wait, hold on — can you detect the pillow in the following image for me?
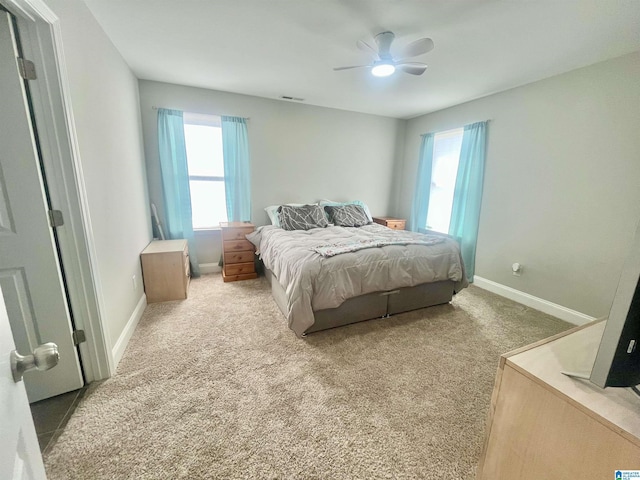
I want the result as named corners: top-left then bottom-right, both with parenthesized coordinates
top-left (318, 199), bottom-right (373, 223)
top-left (278, 204), bottom-right (329, 231)
top-left (265, 205), bottom-right (282, 226)
top-left (265, 203), bottom-right (314, 227)
top-left (324, 204), bottom-right (370, 227)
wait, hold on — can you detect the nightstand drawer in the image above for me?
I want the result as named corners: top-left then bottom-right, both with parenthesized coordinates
top-left (372, 217), bottom-right (406, 230)
top-left (386, 221), bottom-right (406, 230)
top-left (223, 262), bottom-right (255, 276)
top-left (224, 251), bottom-right (254, 265)
top-left (223, 239), bottom-right (253, 252)
top-left (222, 271), bottom-right (257, 282)
top-left (222, 226), bottom-right (254, 241)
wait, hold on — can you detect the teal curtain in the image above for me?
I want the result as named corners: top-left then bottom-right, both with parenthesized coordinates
top-left (157, 108), bottom-right (200, 277)
top-left (449, 121), bottom-right (487, 282)
top-left (409, 133), bottom-right (435, 232)
top-left (221, 116), bottom-right (251, 222)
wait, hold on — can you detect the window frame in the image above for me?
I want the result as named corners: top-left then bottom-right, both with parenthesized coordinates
top-left (183, 112), bottom-right (227, 230)
top-left (425, 127), bottom-right (464, 234)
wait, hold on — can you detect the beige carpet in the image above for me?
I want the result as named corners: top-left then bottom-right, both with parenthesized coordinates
top-left (44, 275), bottom-right (570, 479)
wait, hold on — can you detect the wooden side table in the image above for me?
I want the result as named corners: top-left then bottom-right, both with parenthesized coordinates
top-left (140, 239), bottom-right (190, 303)
top-left (220, 222), bottom-right (258, 282)
top-left (372, 216), bottom-right (406, 230)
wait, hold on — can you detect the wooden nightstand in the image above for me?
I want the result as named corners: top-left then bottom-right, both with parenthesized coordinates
top-left (220, 222), bottom-right (258, 282)
top-left (372, 217), bottom-right (406, 230)
top-left (140, 239), bottom-right (190, 303)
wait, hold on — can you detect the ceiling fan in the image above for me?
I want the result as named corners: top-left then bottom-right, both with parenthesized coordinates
top-left (334, 31), bottom-right (434, 77)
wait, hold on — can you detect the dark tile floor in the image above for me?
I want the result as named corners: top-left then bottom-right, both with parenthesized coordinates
top-left (30, 387), bottom-right (87, 454)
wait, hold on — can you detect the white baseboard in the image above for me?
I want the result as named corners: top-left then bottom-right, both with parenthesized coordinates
top-left (473, 276), bottom-right (596, 325)
top-left (111, 293), bottom-right (147, 369)
top-left (199, 263), bottom-right (222, 274)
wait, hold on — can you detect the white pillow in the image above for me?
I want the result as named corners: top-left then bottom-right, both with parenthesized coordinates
top-left (264, 205), bottom-right (281, 226)
top-left (264, 203), bottom-right (316, 227)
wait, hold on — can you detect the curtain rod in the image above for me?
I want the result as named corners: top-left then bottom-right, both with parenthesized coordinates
top-left (151, 106), bottom-right (249, 120)
top-left (419, 119), bottom-right (491, 137)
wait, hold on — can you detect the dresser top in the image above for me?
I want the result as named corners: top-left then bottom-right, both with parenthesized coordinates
top-left (141, 239), bottom-right (187, 254)
top-left (507, 320), bottom-right (640, 440)
top-left (219, 222), bottom-right (254, 229)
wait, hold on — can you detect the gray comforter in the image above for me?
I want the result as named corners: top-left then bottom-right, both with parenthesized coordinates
top-left (247, 224), bottom-right (467, 336)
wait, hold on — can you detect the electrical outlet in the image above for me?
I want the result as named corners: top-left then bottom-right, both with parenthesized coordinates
top-left (132, 275), bottom-right (137, 290)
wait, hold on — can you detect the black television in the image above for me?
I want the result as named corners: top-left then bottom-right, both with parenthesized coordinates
top-left (589, 219), bottom-right (640, 389)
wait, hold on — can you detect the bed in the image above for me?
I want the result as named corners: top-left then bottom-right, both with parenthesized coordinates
top-left (247, 202), bottom-right (468, 337)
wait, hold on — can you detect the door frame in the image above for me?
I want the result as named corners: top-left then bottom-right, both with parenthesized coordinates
top-left (3, 0), bottom-right (114, 381)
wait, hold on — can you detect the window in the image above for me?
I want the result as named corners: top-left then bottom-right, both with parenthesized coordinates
top-left (426, 128), bottom-right (464, 233)
top-left (183, 113), bottom-right (228, 229)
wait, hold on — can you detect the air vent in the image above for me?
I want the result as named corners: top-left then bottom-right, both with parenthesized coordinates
top-left (280, 96), bottom-right (305, 102)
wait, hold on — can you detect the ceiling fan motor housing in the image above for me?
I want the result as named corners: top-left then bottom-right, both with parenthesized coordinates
top-left (375, 31), bottom-right (395, 59)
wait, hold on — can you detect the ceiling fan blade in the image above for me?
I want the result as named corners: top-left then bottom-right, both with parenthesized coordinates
top-left (333, 65), bottom-right (371, 71)
top-left (400, 37), bottom-right (434, 58)
top-left (396, 62), bottom-right (428, 76)
top-left (356, 40), bottom-right (379, 60)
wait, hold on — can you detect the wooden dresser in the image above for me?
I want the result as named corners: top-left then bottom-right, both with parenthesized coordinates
top-left (220, 222), bottom-right (257, 282)
top-left (477, 320), bottom-right (640, 479)
top-left (140, 239), bottom-right (190, 303)
top-left (372, 216), bottom-right (406, 230)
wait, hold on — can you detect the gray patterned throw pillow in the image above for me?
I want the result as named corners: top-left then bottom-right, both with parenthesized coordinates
top-left (324, 204), bottom-right (370, 227)
top-left (278, 204), bottom-right (329, 231)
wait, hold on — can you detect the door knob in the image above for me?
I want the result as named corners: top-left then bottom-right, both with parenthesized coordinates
top-left (10, 342), bottom-right (59, 383)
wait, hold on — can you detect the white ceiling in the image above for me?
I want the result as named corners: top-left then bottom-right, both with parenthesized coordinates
top-left (83, 0), bottom-right (640, 119)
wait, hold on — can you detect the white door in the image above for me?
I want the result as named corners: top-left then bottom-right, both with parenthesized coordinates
top-left (0, 11), bottom-right (84, 402)
top-left (0, 288), bottom-right (47, 480)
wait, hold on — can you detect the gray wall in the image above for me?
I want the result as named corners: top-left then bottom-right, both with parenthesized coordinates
top-left (397, 52), bottom-right (640, 317)
top-left (48, 0), bottom-right (151, 350)
top-left (138, 80), bottom-right (404, 265)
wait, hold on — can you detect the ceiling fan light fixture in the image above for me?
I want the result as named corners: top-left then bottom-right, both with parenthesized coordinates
top-left (371, 63), bottom-right (395, 77)
top-left (335, 31), bottom-right (433, 77)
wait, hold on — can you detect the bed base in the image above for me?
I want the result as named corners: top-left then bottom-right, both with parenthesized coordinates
top-left (264, 268), bottom-right (455, 335)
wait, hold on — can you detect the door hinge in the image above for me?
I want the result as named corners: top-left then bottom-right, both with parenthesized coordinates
top-left (17, 57), bottom-right (36, 80)
top-left (72, 330), bottom-right (86, 346)
top-left (48, 209), bottom-right (64, 227)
